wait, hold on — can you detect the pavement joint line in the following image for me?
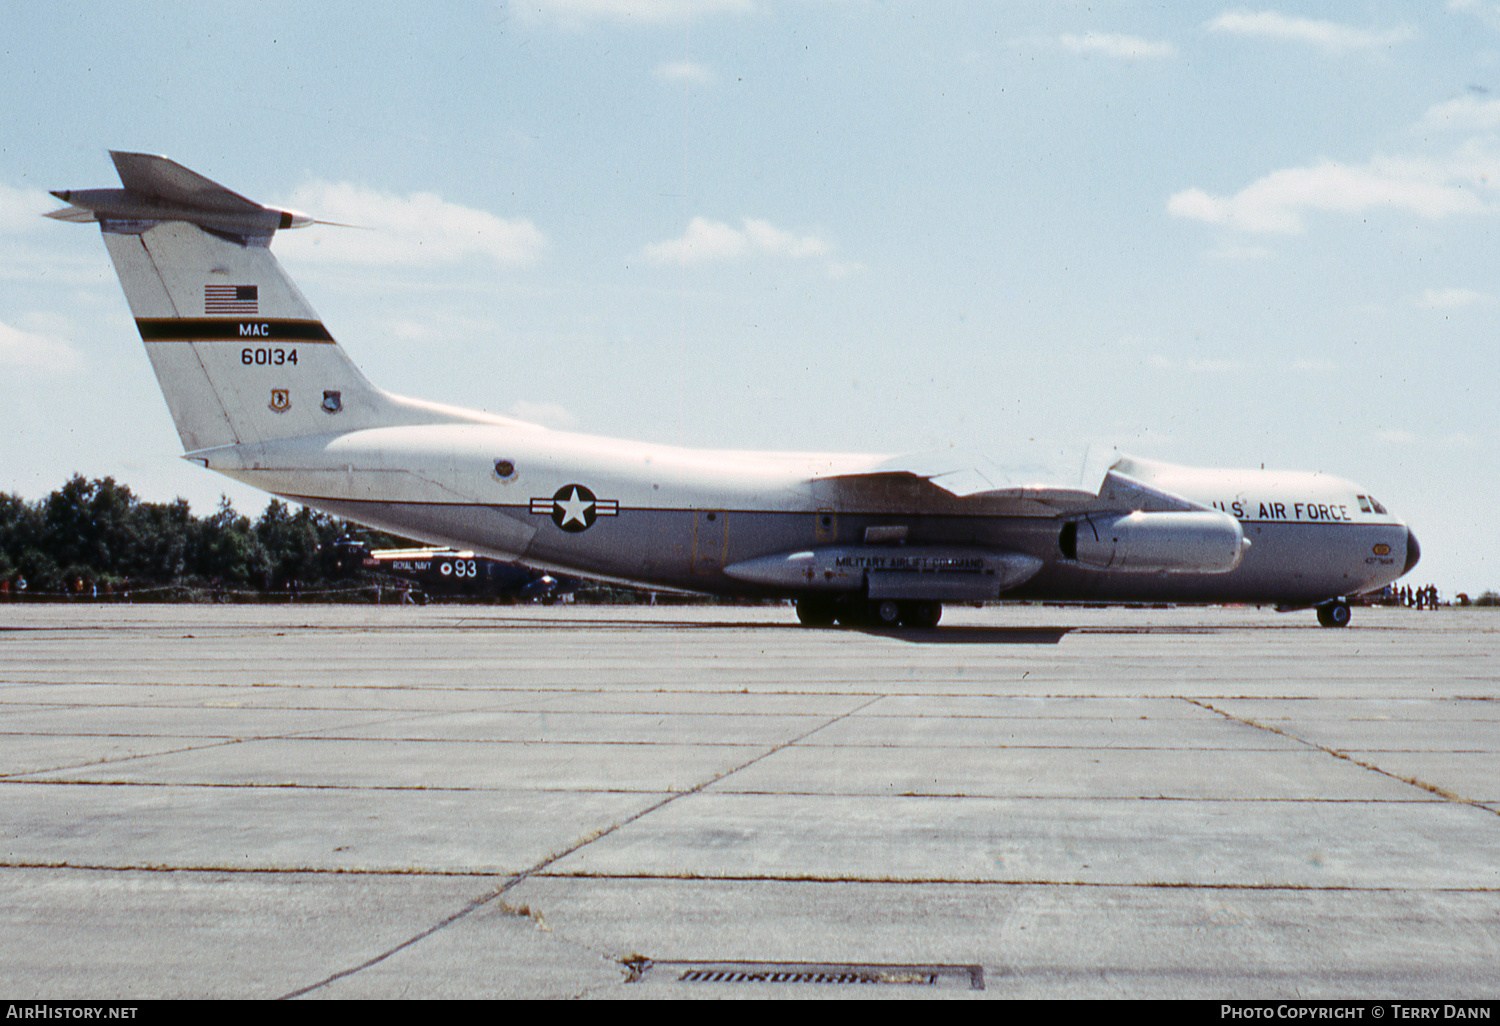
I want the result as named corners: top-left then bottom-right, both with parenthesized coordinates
top-left (274, 692), bottom-right (889, 1000)
top-left (4, 861), bottom-right (1498, 891)
top-left (0, 860), bottom-right (516, 877)
top-left (0, 779), bottom-right (734, 793)
top-left (11, 682), bottom-right (1486, 698)
top-left (526, 872), bottom-right (1500, 891)
top-left (0, 705), bottom-right (873, 716)
top-left (0, 706), bottom-right (445, 777)
top-left (0, 737), bottom-right (248, 780)
top-left (610, 792), bottom-right (1453, 803)
top-left (0, 779), bottom-right (1460, 801)
top-left (1, 734), bottom-right (790, 748)
top-left (2, 735), bottom-right (1356, 751)
top-left (1186, 698), bottom-right (1500, 819)
top-left (0, 705), bottom-right (470, 779)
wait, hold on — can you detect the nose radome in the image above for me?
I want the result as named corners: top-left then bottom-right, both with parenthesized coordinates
top-left (1403, 528), bottom-right (1421, 575)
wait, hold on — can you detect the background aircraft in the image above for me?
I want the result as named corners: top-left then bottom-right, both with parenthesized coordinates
top-left (332, 538), bottom-right (567, 603)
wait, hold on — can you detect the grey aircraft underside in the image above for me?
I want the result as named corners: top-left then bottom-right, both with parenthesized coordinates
top-left (49, 152), bottom-right (1420, 628)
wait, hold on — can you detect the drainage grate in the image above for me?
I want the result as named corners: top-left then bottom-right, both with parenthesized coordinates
top-left (634, 960), bottom-right (984, 990)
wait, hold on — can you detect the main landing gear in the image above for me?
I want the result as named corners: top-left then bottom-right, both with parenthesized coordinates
top-left (1316, 599), bottom-right (1352, 628)
top-left (795, 595), bottom-right (943, 629)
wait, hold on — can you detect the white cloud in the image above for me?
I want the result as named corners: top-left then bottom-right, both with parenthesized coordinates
top-left (508, 400), bottom-right (580, 430)
top-left (644, 216), bottom-right (832, 265)
top-left (529, 0), bottom-right (753, 26)
top-left (1186, 358), bottom-right (1243, 373)
top-left (274, 182), bottom-right (546, 268)
top-left (1440, 431), bottom-right (1481, 449)
top-left (1146, 354), bottom-right (1243, 373)
top-left (1447, 0), bottom-right (1500, 33)
top-left (0, 317), bottom-right (83, 373)
top-left (0, 183), bottom-right (57, 234)
top-left (654, 60), bottom-right (714, 85)
top-left (1168, 151), bottom-right (1495, 233)
top-left (1204, 242), bottom-right (1273, 261)
top-left (645, 217), bottom-right (747, 264)
top-left (742, 218), bottom-right (829, 259)
top-left (1059, 32), bottom-right (1177, 60)
top-left (1206, 10), bottom-right (1415, 52)
top-left (389, 319), bottom-right (439, 341)
top-left (1418, 287), bottom-right (1495, 308)
top-left (1418, 94), bottom-right (1500, 134)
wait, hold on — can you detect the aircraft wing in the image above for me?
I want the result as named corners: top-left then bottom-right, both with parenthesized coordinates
top-left (810, 447), bottom-right (1209, 514)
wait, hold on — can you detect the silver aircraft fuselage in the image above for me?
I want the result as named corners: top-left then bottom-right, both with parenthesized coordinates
top-left (197, 421), bottom-right (1417, 610)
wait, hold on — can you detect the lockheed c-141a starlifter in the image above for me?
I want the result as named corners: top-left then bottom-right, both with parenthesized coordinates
top-left (48, 152), bottom-right (1419, 628)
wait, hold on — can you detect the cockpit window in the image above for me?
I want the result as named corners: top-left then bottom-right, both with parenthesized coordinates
top-left (1356, 495), bottom-right (1372, 514)
top-left (1358, 495), bottom-right (1388, 515)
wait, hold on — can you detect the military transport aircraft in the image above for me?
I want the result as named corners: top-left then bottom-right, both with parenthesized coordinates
top-left (48, 152), bottom-right (1420, 628)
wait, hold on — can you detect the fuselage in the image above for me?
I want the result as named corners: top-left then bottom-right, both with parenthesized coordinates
top-left (196, 420), bottom-right (1416, 609)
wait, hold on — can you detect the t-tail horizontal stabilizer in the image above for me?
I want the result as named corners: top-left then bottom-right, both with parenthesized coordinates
top-left (47, 151), bottom-right (313, 238)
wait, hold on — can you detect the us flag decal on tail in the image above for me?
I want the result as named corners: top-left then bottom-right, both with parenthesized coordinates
top-left (205, 284), bottom-right (258, 315)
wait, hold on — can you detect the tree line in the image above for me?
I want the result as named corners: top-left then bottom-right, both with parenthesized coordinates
top-left (0, 475), bottom-right (399, 597)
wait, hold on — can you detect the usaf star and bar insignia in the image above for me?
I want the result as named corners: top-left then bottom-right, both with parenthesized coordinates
top-left (530, 484), bottom-right (619, 533)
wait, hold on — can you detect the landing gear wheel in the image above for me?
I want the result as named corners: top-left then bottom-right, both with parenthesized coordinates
top-left (795, 596), bottom-right (837, 627)
top-left (1316, 601), bottom-right (1352, 628)
top-left (871, 599), bottom-right (903, 627)
top-left (832, 596), bottom-right (868, 627)
top-left (899, 601), bottom-right (943, 629)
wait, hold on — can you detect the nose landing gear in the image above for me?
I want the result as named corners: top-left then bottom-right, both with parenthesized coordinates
top-left (1316, 599), bottom-right (1352, 628)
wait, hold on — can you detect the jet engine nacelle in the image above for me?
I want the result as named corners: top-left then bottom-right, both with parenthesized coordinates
top-left (1060, 510), bottom-right (1246, 574)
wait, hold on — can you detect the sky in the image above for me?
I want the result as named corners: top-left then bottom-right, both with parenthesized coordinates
top-left (1, 0), bottom-right (1497, 596)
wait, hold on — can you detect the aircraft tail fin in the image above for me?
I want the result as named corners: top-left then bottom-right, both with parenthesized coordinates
top-left (49, 152), bottom-right (461, 452)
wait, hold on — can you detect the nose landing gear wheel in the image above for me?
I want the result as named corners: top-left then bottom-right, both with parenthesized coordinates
top-left (832, 596), bottom-right (869, 626)
top-left (1316, 600), bottom-right (1352, 628)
